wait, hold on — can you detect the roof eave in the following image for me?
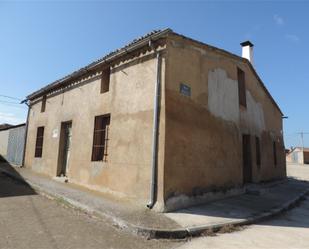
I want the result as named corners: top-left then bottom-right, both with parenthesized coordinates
top-left (26, 28), bottom-right (172, 101)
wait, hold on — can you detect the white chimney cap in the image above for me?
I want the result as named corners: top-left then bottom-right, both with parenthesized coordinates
top-left (240, 41), bottom-right (254, 65)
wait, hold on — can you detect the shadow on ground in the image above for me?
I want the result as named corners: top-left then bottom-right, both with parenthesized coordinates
top-left (0, 158), bottom-right (37, 198)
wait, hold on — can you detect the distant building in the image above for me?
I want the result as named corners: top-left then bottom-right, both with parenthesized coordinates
top-left (23, 29), bottom-right (286, 211)
top-left (0, 123), bottom-right (26, 166)
top-left (286, 147), bottom-right (309, 164)
top-left (0, 123), bottom-right (13, 130)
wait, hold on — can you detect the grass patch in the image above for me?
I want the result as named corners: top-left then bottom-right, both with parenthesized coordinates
top-left (201, 228), bottom-right (217, 237)
top-left (218, 224), bottom-right (244, 234)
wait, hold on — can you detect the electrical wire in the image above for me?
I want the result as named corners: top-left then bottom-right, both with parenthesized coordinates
top-left (0, 94), bottom-right (22, 101)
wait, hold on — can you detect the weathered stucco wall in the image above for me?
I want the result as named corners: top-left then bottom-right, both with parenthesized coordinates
top-left (25, 51), bottom-right (166, 205)
top-left (24, 33), bottom-right (285, 211)
top-left (163, 34), bottom-right (285, 208)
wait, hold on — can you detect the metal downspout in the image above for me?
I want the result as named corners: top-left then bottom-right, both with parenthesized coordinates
top-left (21, 102), bottom-right (30, 167)
top-left (147, 52), bottom-right (162, 209)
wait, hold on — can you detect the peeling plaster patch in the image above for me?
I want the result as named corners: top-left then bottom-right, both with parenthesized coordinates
top-left (187, 45), bottom-right (207, 56)
top-left (241, 91), bottom-right (265, 134)
top-left (90, 162), bottom-right (104, 176)
top-left (208, 68), bottom-right (239, 123)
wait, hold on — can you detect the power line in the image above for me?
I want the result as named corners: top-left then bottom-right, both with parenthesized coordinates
top-left (0, 100), bottom-right (21, 105)
top-left (0, 101), bottom-right (26, 109)
top-left (296, 132), bottom-right (309, 150)
top-left (0, 94), bottom-right (23, 101)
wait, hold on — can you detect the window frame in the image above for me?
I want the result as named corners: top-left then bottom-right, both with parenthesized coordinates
top-left (100, 68), bottom-right (110, 94)
top-left (255, 136), bottom-right (261, 168)
top-left (273, 141), bottom-right (277, 166)
top-left (41, 95), bottom-right (47, 113)
top-left (91, 114), bottom-right (110, 162)
top-left (237, 67), bottom-right (247, 108)
top-left (35, 126), bottom-right (44, 158)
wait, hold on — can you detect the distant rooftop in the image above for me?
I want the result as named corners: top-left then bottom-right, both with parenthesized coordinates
top-left (0, 123), bottom-right (25, 131)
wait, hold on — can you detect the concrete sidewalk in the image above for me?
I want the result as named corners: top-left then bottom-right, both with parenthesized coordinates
top-left (1, 162), bottom-right (308, 239)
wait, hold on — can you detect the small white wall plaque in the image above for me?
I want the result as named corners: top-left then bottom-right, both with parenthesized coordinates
top-left (52, 129), bottom-right (58, 138)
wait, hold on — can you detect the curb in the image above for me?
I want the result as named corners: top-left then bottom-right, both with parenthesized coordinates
top-left (1, 168), bottom-right (308, 239)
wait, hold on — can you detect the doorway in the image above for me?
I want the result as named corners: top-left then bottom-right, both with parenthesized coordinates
top-left (57, 121), bottom-right (72, 177)
top-left (242, 134), bottom-right (252, 184)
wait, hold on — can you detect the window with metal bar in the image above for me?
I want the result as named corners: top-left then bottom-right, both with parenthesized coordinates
top-left (35, 126), bottom-right (44, 158)
top-left (237, 68), bottom-right (246, 107)
top-left (100, 68), bottom-right (110, 94)
top-left (91, 115), bottom-right (110, 161)
top-left (273, 141), bottom-right (277, 166)
top-left (255, 136), bottom-right (261, 168)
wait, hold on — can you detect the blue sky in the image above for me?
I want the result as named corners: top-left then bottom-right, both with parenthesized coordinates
top-left (0, 0), bottom-right (308, 147)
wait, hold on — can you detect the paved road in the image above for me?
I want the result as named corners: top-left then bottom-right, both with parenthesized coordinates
top-left (2, 163), bottom-right (309, 249)
top-left (177, 163), bottom-right (309, 249)
top-left (0, 172), bottom-right (180, 249)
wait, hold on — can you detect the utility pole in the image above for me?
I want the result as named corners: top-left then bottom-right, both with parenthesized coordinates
top-left (297, 132), bottom-right (309, 164)
top-left (300, 132), bottom-right (304, 151)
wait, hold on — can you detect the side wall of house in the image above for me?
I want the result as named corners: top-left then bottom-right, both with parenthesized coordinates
top-left (24, 52), bottom-right (166, 204)
top-left (0, 129), bottom-right (9, 159)
top-left (7, 125), bottom-right (26, 166)
top-left (163, 35), bottom-right (286, 207)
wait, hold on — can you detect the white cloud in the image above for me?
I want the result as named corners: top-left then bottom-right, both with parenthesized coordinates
top-left (285, 34), bottom-right (300, 43)
top-left (274, 14), bottom-right (284, 25)
top-left (0, 112), bottom-right (25, 125)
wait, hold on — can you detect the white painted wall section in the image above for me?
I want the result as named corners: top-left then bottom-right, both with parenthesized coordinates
top-left (208, 68), bottom-right (239, 123)
top-left (241, 91), bottom-right (265, 134)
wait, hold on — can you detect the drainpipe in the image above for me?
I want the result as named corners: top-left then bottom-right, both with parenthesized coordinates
top-left (147, 50), bottom-right (162, 209)
top-left (21, 100), bottom-right (30, 167)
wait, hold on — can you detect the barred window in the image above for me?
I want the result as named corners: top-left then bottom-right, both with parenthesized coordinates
top-left (91, 115), bottom-right (110, 161)
top-left (273, 141), bottom-right (277, 166)
top-left (255, 136), bottom-right (261, 168)
top-left (35, 126), bottom-right (44, 158)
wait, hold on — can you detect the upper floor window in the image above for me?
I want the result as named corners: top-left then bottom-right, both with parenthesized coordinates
top-left (100, 68), bottom-right (110, 94)
top-left (237, 68), bottom-right (246, 108)
top-left (91, 114), bottom-right (110, 161)
top-left (41, 95), bottom-right (47, 112)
